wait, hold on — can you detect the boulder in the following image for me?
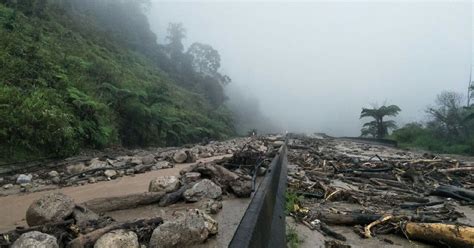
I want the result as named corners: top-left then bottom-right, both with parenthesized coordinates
top-left (152, 161), bottom-right (171, 170)
top-left (230, 179), bottom-right (252, 198)
top-left (26, 193), bottom-right (75, 226)
top-left (199, 152), bottom-right (212, 158)
top-left (48, 171), bottom-right (59, 178)
top-left (183, 179), bottom-right (222, 202)
top-left (66, 163), bottom-right (86, 175)
top-left (16, 174), bottom-right (32, 184)
top-left (3, 183), bottom-right (13, 189)
top-left (94, 229), bottom-right (139, 248)
top-left (88, 158), bottom-right (108, 170)
top-left (51, 177), bottom-right (61, 184)
top-left (148, 176), bottom-right (180, 193)
top-left (173, 151), bottom-right (188, 163)
top-left (141, 154), bottom-right (156, 165)
top-left (149, 209), bottom-right (217, 248)
top-left (130, 157), bottom-right (143, 165)
top-left (104, 170), bottom-right (117, 178)
top-left (12, 231), bottom-right (58, 248)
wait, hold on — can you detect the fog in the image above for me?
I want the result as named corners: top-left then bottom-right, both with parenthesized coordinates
top-left (148, 1), bottom-right (472, 136)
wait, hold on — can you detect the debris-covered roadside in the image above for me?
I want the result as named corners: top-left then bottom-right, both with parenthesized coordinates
top-left (0, 135), bottom-right (284, 247)
top-left (0, 138), bottom-right (255, 196)
top-left (286, 135), bottom-right (474, 248)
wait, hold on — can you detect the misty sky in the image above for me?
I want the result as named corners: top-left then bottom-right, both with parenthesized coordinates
top-left (148, 1), bottom-right (473, 136)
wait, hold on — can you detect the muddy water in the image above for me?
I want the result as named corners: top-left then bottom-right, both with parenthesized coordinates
top-left (0, 155), bottom-right (231, 232)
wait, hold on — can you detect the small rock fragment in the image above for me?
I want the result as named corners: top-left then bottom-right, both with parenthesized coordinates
top-left (66, 163), bottom-right (86, 175)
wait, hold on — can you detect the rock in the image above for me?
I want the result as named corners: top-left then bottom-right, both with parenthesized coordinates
top-left (141, 154), bottom-right (156, 165)
top-left (230, 179), bottom-right (252, 198)
top-left (185, 150), bottom-right (197, 163)
top-left (130, 157), bottom-right (143, 165)
top-left (173, 150), bottom-right (188, 163)
top-left (20, 183), bottom-right (33, 192)
top-left (149, 209), bottom-right (217, 248)
top-left (117, 170), bottom-right (125, 177)
top-left (257, 167), bottom-right (267, 176)
top-left (88, 177), bottom-right (97, 183)
top-left (3, 183), bottom-right (13, 189)
top-left (183, 172), bottom-right (201, 184)
top-left (16, 174), bottom-right (32, 184)
top-left (203, 199), bottom-right (223, 214)
top-left (26, 193), bottom-right (75, 226)
top-left (104, 170), bottom-right (117, 178)
top-left (51, 177), bottom-right (61, 184)
top-left (12, 231), bottom-right (58, 248)
top-left (66, 163), bottom-right (86, 175)
top-left (88, 158), bottom-right (108, 169)
top-left (149, 176), bottom-right (180, 193)
top-left (0, 177), bottom-right (4, 184)
top-left (152, 161), bottom-right (171, 170)
top-left (94, 229), bottom-right (139, 248)
top-left (273, 140), bottom-right (285, 147)
top-left (48, 171), bottom-right (59, 178)
top-left (199, 152), bottom-right (212, 158)
top-left (125, 169), bottom-right (135, 175)
top-left (183, 179), bottom-right (222, 202)
top-left (73, 206), bottom-right (99, 225)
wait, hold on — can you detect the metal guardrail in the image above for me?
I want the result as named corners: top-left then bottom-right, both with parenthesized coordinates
top-left (229, 141), bottom-right (288, 248)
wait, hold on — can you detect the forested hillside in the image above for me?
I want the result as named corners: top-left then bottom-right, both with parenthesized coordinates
top-left (0, 0), bottom-right (235, 161)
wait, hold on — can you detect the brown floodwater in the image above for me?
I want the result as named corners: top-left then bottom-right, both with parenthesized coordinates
top-left (0, 155), bottom-right (231, 232)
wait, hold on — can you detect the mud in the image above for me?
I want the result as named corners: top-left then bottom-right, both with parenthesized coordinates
top-left (0, 155), bottom-right (231, 232)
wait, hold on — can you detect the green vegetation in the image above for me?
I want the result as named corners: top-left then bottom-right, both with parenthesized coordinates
top-left (360, 104), bottom-right (401, 138)
top-left (0, 0), bottom-right (234, 161)
top-left (286, 224), bottom-right (302, 248)
top-left (285, 191), bottom-right (303, 214)
top-left (392, 91), bottom-right (474, 155)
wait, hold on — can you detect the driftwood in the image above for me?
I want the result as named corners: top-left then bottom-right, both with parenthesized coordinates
top-left (404, 222), bottom-right (474, 248)
top-left (430, 185), bottom-right (474, 202)
top-left (438, 167), bottom-right (474, 173)
top-left (82, 192), bottom-right (165, 213)
top-left (68, 217), bottom-right (163, 248)
top-left (319, 222), bottom-right (346, 241)
top-left (320, 212), bottom-right (382, 225)
top-left (158, 185), bottom-right (190, 207)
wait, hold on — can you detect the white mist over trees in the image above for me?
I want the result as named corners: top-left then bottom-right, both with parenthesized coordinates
top-left (148, 1), bottom-right (472, 136)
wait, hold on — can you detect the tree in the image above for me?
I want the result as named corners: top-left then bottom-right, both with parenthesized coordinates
top-left (360, 104), bottom-right (401, 139)
top-left (186, 42), bottom-right (231, 86)
top-left (165, 23), bottom-right (186, 60)
top-left (426, 91), bottom-right (465, 138)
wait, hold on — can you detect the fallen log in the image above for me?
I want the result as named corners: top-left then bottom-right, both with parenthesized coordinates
top-left (430, 185), bottom-right (474, 202)
top-left (404, 222), bottom-right (474, 248)
top-left (158, 185), bottom-right (190, 207)
top-left (400, 201), bottom-right (444, 209)
top-left (319, 222), bottom-right (346, 241)
top-left (320, 212), bottom-right (382, 225)
top-left (82, 192), bottom-right (165, 213)
top-left (438, 167), bottom-right (474, 173)
top-left (68, 217), bottom-right (163, 248)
